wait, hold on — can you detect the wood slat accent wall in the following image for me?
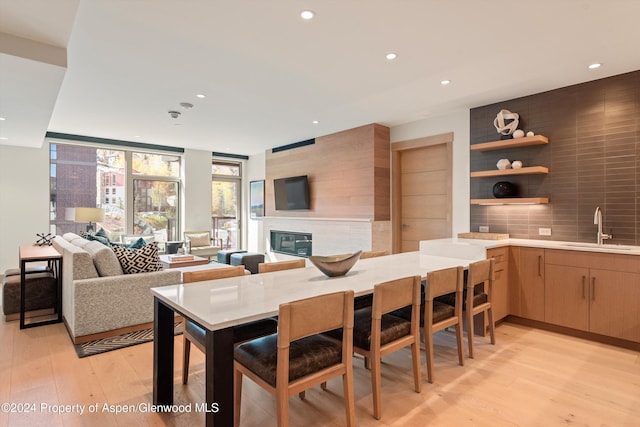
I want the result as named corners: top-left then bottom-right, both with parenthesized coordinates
top-left (265, 123), bottom-right (390, 220)
top-left (470, 70), bottom-right (640, 245)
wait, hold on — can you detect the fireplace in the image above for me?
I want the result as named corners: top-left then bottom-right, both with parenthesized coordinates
top-left (270, 230), bottom-right (312, 257)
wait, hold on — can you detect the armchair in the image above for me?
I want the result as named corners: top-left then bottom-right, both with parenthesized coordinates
top-left (183, 230), bottom-right (221, 261)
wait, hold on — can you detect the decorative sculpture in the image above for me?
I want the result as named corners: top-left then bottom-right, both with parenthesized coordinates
top-left (496, 158), bottom-right (512, 170)
top-left (493, 109), bottom-right (520, 135)
top-left (35, 232), bottom-right (54, 246)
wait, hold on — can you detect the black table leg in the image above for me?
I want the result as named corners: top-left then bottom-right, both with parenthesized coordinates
top-left (205, 327), bottom-right (234, 427)
top-left (19, 260), bottom-right (26, 329)
top-left (153, 297), bottom-right (175, 406)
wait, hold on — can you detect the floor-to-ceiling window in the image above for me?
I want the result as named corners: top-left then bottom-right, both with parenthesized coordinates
top-left (49, 140), bottom-right (181, 247)
top-left (212, 160), bottom-right (241, 249)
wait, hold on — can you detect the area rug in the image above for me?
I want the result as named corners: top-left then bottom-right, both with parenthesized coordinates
top-left (74, 322), bottom-right (183, 358)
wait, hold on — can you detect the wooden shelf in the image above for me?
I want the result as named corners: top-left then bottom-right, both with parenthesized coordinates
top-left (471, 197), bottom-right (549, 205)
top-left (470, 166), bottom-right (549, 178)
top-left (470, 135), bottom-right (549, 151)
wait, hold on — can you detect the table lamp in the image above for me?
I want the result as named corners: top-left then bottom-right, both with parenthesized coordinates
top-left (74, 207), bottom-right (105, 232)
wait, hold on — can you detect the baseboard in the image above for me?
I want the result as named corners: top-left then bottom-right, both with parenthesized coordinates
top-left (505, 315), bottom-right (640, 352)
top-left (4, 308), bottom-right (55, 322)
top-left (69, 314), bottom-right (185, 344)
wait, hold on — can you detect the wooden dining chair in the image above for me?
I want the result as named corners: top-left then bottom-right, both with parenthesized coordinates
top-left (351, 275), bottom-right (422, 419)
top-left (360, 249), bottom-right (389, 259)
top-left (258, 258), bottom-right (306, 273)
top-left (181, 265), bottom-right (277, 384)
top-left (423, 266), bottom-right (465, 383)
top-left (234, 290), bottom-right (355, 427)
top-left (466, 259), bottom-right (496, 358)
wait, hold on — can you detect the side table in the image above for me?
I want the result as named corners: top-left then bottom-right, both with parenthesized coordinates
top-left (19, 245), bottom-right (62, 329)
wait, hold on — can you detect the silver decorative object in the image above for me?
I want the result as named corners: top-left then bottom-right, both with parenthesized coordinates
top-left (309, 250), bottom-right (362, 277)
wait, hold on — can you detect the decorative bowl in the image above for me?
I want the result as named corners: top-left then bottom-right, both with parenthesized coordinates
top-left (493, 181), bottom-right (517, 198)
top-left (309, 250), bottom-right (362, 277)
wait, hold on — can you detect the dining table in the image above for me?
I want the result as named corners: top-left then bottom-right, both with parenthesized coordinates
top-left (151, 251), bottom-right (482, 427)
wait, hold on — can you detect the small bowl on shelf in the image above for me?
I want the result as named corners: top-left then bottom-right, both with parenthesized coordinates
top-left (309, 250), bottom-right (362, 277)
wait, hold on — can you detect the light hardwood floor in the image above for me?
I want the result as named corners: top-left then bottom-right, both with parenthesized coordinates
top-left (1, 318), bottom-right (639, 426)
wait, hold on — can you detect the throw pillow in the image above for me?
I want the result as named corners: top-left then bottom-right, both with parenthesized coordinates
top-left (187, 233), bottom-right (210, 247)
top-left (112, 241), bottom-right (162, 274)
top-left (111, 237), bottom-right (147, 249)
top-left (80, 228), bottom-right (112, 247)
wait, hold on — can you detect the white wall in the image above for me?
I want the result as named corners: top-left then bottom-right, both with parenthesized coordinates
top-left (181, 148), bottom-right (214, 233)
top-left (390, 110), bottom-right (470, 236)
top-left (245, 152), bottom-right (266, 253)
top-left (0, 143), bottom-right (51, 272)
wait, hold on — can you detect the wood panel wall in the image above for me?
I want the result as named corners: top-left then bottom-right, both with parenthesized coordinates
top-left (470, 70), bottom-right (640, 245)
top-left (265, 123), bottom-right (390, 220)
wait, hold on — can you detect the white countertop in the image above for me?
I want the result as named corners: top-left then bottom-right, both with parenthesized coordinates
top-left (420, 237), bottom-right (640, 257)
top-left (151, 251), bottom-right (481, 331)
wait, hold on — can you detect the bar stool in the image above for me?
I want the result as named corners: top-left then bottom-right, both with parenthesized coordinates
top-left (466, 259), bottom-right (496, 358)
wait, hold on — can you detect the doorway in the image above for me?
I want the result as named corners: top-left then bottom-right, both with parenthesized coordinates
top-left (392, 132), bottom-right (453, 252)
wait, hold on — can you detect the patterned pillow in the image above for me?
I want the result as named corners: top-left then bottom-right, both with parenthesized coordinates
top-left (112, 241), bottom-right (162, 274)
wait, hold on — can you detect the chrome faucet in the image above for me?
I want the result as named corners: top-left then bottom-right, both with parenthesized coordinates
top-left (593, 206), bottom-right (612, 245)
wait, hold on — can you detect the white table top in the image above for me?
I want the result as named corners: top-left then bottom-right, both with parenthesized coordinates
top-left (151, 251), bottom-right (480, 331)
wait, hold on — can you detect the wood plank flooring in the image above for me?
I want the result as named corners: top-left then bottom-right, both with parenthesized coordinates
top-left (0, 318), bottom-right (638, 426)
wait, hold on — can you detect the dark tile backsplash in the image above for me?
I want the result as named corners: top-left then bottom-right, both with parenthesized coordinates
top-left (470, 70), bottom-right (640, 245)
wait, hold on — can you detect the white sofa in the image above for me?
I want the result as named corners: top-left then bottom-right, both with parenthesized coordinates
top-left (52, 233), bottom-right (181, 344)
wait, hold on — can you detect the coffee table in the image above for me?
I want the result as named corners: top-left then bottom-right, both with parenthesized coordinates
top-left (159, 254), bottom-right (209, 269)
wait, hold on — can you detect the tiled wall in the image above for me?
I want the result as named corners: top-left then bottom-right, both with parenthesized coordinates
top-left (470, 70), bottom-right (640, 245)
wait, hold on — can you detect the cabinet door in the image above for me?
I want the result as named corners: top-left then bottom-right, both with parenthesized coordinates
top-left (518, 247), bottom-right (545, 321)
top-left (487, 247), bottom-right (509, 321)
top-left (545, 264), bottom-right (589, 331)
top-left (589, 269), bottom-right (640, 342)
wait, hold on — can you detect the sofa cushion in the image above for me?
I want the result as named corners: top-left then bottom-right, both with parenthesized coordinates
top-left (63, 232), bottom-right (82, 242)
top-left (112, 241), bottom-right (162, 274)
top-left (84, 241), bottom-right (124, 277)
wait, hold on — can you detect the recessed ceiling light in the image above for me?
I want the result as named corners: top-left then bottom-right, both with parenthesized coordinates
top-left (312, 120), bottom-right (319, 124)
top-left (196, 93), bottom-right (206, 98)
top-left (0, 137), bottom-right (8, 140)
top-left (134, 135), bottom-right (141, 138)
top-left (588, 63), bottom-right (602, 69)
top-left (440, 79), bottom-right (451, 85)
top-left (0, 117), bottom-right (5, 121)
top-left (385, 52), bottom-right (398, 61)
top-left (300, 10), bottom-right (315, 20)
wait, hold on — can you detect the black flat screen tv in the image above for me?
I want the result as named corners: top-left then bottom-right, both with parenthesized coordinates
top-left (274, 175), bottom-right (310, 210)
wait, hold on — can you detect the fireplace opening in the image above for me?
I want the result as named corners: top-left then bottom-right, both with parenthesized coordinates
top-left (270, 230), bottom-right (312, 257)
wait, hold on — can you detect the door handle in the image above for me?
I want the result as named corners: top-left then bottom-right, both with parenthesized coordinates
top-left (537, 255), bottom-right (542, 277)
top-left (591, 277), bottom-right (596, 301)
top-left (581, 276), bottom-right (586, 299)
top-left (402, 224), bottom-right (408, 230)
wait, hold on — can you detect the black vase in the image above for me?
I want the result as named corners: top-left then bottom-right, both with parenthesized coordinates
top-left (493, 181), bottom-right (517, 198)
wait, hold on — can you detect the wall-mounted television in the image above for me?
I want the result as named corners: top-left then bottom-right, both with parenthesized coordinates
top-left (274, 175), bottom-right (310, 210)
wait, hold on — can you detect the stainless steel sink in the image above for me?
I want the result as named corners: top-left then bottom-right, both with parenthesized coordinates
top-left (561, 242), bottom-right (634, 251)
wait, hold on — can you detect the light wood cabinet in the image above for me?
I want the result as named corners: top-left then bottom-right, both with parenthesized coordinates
top-left (589, 269), bottom-right (640, 342)
top-left (545, 264), bottom-right (589, 330)
top-left (512, 247), bottom-right (545, 321)
top-left (486, 247), bottom-right (509, 321)
top-left (545, 249), bottom-right (640, 343)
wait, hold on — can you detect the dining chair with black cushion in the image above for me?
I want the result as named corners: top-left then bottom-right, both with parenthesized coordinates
top-left (422, 266), bottom-right (465, 384)
top-left (466, 258), bottom-right (496, 358)
top-left (258, 258), bottom-right (306, 273)
top-left (350, 275), bottom-right (422, 420)
top-left (234, 290), bottom-right (355, 427)
top-left (181, 265), bottom-right (278, 385)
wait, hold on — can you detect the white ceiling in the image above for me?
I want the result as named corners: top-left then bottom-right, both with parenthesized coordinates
top-left (1, 0), bottom-right (639, 155)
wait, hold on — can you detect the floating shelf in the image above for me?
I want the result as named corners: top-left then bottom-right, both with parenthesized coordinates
top-left (471, 197), bottom-right (549, 205)
top-left (470, 166), bottom-right (549, 178)
top-left (470, 135), bottom-right (549, 151)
